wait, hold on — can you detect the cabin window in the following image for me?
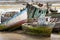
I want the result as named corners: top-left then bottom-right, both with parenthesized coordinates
top-left (46, 18), bottom-right (48, 21)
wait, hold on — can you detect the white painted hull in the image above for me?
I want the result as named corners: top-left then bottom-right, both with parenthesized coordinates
top-left (4, 8), bottom-right (27, 27)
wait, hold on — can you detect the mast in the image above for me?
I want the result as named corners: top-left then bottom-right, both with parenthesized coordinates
top-left (46, 2), bottom-right (52, 14)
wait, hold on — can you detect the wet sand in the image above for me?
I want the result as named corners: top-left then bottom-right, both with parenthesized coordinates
top-left (0, 32), bottom-right (50, 40)
top-left (51, 34), bottom-right (60, 40)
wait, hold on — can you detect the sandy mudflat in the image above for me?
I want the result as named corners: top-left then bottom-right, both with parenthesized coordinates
top-left (0, 32), bottom-right (50, 40)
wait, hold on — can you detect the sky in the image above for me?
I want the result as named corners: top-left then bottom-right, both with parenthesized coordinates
top-left (0, 0), bottom-right (60, 1)
top-left (0, 0), bottom-right (14, 1)
top-left (0, 0), bottom-right (60, 3)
